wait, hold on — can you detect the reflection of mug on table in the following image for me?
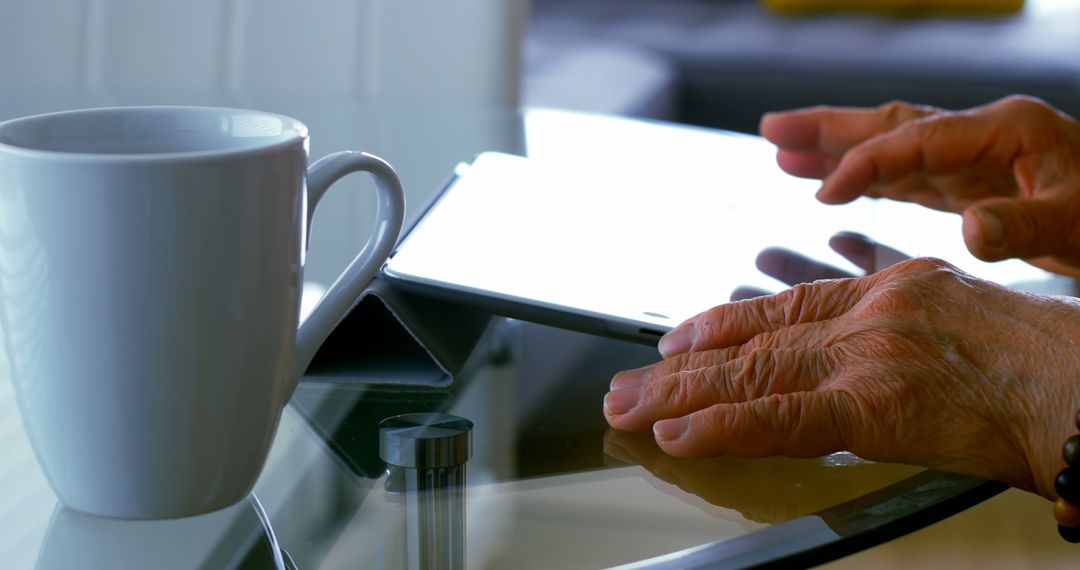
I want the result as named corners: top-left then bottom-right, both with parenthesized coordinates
top-left (0, 106), bottom-right (405, 519)
top-left (37, 496), bottom-right (288, 570)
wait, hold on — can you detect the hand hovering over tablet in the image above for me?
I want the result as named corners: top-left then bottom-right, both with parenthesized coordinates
top-left (759, 95), bottom-right (1080, 278)
top-left (604, 257), bottom-right (1080, 500)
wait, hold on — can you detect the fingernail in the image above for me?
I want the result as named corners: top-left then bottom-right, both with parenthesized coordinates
top-left (604, 389), bottom-right (640, 415)
top-left (654, 416), bottom-right (690, 442)
top-left (974, 208), bottom-right (1004, 247)
top-left (658, 325), bottom-right (694, 358)
top-left (609, 370), bottom-right (641, 391)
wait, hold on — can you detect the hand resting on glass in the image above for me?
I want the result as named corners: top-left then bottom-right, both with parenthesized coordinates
top-left (604, 257), bottom-right (1080, 500)
top-left (760, 96), bottom-right (1080, 278)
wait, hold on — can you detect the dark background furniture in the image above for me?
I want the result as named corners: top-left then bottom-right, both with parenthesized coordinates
top-left (525, 0), bottom-right (1080, 132)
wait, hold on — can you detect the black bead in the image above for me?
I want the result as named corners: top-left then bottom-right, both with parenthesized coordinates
top-left (1066, 435), bottom-right (1080, 466)
top-left (1075, 409), bottom-right (1080, 432)
top-left (1060, 524), bottom-right (1080, 543)
top-left (1056, 467), bottom-right (1080, 504)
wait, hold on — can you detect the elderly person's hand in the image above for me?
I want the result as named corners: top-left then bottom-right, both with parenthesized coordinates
top-left (760, 96), bottom-right (1080, 278)
top-left (603, 257), bottom-right (1080, 499)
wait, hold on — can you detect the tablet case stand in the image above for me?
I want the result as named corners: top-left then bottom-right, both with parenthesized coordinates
top-left (302, 275), bottom-right (493, 387)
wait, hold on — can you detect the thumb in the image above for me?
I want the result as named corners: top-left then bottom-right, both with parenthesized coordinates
top-left (962, 195), bottom-right (1078, 261)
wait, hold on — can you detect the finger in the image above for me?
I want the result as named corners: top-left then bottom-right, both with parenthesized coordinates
top-left (760, 102), bottom-right (936, 154)
top-left (613, 345), bottom-right (747, 395)
top-left (828, 232), bottom-right (910, 273)
top-left (606, 348), bottom-right (833, 433)
top-left (755, 247), bottom-right (855, 285)
top-left (654, 390), bottom-right (855, 458)
top-left (817, 112), bottom-right (1004, 205)
top-left (731, 286), bottom-right (773, 301)
top-left (611, 346), bottom-right (745, 391)
top-left (658, 273), bottom-right (884, 356)
top-left (962, 191), bottom-right (1080, 262)
top-left (775, 149), bottom-right (838, 180)
top-left (621, 320), bottom-right (831, 391)
top-left (864, 173), bottom-right (950, 211)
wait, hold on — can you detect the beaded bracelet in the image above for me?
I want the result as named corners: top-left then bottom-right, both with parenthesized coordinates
top-left (1055, 409), bottom-right (1080, 542)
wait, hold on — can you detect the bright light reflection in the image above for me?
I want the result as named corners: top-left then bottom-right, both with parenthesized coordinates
top-left (300, 281), bottom-right (327, 324)
top-left (229, 114), bottom-right (286, 138)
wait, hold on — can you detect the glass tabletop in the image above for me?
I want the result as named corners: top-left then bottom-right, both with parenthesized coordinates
top-left (268, 319), bottom-right (1004, 570)
top-left (0, 91), bottom-right (1067, 569)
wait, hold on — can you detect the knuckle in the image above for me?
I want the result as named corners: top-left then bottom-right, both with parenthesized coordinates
top-left (996, 95), bottom-right (1053, 121)
top-left (743, 331), bottom-right (782, 353)
top-left (693, 307), bottom-right (725, 345)
top-left (1004, 202), bottom-right (1059, 253)
top-left (907, 113), bottom-right (962, 140)
top-left (896, 256), bottom-right (953, 274)
top-left (748, 348), bottom-right (777, 384)
top-left (647, 374), bottom-right (692, 409)
top-left (656, 351), bottom-right (691, 376)
top-left (859, 281), bottom-right (916, 316)
top-left (779, 282), bottom-right (812, 324)
top-left (878, 100), bottom-right (938, 126)
top-left (879, 100), bottom-right (913, 124)
top-left (863, 269), bottom-right (959, 318)
top-left (697, 406), bottom-right (734, 441)
top-left (734, 350), bottom-right (773, 399)
top-left (999, 94), bottom-right (1042, 110)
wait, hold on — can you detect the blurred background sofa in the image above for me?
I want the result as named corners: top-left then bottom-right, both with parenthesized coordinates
top-left (524, 0), bottom-right (1080, 133)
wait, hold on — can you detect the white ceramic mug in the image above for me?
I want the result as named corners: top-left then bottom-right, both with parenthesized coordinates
top-left (0, 106), bottom-right (405, 519)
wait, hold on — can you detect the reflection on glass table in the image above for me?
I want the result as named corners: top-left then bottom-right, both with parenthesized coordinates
top-left (602, 431), bottom-right (920, 526)
top-left (261, 320), bottom-right (1005, 569)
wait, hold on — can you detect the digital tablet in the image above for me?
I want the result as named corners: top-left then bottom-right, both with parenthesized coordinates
top-left (382, 138), bottom-right (1045, 345)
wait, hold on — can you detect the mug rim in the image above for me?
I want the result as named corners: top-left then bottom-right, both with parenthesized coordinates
top-left (0, 105), bottom-right (309, 163)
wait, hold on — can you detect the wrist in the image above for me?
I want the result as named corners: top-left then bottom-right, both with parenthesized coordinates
top-left (1021, 296), bottom-right (1080, 500)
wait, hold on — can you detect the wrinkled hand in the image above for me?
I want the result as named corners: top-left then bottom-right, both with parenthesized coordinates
top-left (760, 96), bottom-right (1080, 278)
top-left (604, 257), bottom-right (1080, 499)
top-left (731, 231), bottom-right (909, 301)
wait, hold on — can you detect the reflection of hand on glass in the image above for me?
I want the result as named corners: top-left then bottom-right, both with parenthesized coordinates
top-left (605, 257), bottom-right (1080, 501)
top-left (760, 96), bottom-right (1080, 278)
top-left (731, 231), bottom-right (909, 302)
top-left (603, 430), bottom-right (918, 524)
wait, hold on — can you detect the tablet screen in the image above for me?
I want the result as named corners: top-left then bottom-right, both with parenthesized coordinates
top-left (385, 137), bottom-right (1047, 335)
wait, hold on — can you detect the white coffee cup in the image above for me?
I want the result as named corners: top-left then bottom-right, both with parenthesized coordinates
top-left (0, 106), bottom-right (405, 519)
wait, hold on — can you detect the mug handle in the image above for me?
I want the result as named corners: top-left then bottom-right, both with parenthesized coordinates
top-left (287, 151), bottom-right (406, 397)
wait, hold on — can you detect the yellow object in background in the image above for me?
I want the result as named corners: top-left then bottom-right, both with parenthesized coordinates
top-left (764, 0), bottom-right (1024, 16)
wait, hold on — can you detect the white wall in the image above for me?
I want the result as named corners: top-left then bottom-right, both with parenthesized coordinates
top-left (0, 0), bottom-right (525, 105)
